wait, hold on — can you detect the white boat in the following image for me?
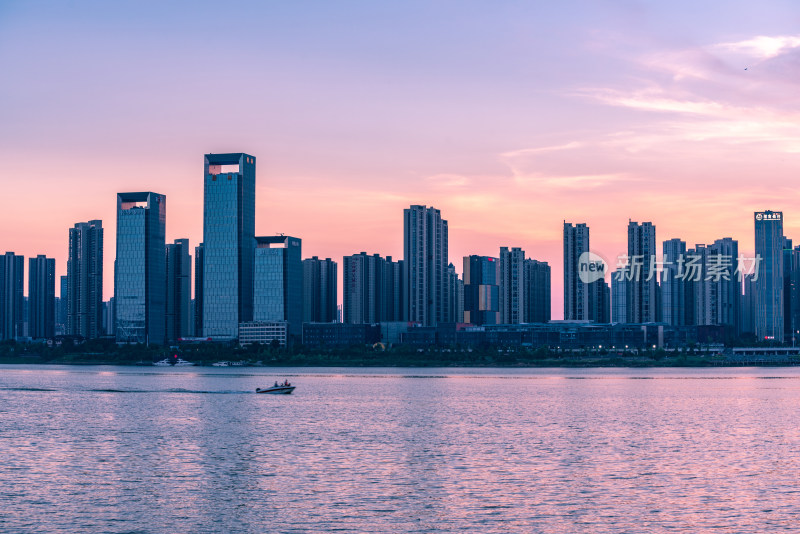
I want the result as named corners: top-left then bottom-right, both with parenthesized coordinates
top-left (153, 357), bottom-right (195, 367)
top-left (212, 361), bottom-right (231, 367)
top-left (256, 383), bottom-right (295, 394)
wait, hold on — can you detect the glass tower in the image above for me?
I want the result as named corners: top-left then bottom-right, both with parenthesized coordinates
top-left (202, 153), bottom-right (256, 338)
top-left (253, 236), bottom-right (302, 341)
top-left (754, 210), bottom-right (784, 342)
top-left (115, 192), bottom-right (166, 345)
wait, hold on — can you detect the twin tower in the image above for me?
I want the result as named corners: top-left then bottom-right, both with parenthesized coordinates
top-left (115, 153), bottom-right (258, 344)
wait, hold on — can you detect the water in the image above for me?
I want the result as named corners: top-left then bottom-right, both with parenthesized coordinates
top-left (2, 365), bottom-right (800, 533)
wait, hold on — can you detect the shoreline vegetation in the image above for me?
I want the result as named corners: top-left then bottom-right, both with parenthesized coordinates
top-left (1, 339), bottom-right (798, 368)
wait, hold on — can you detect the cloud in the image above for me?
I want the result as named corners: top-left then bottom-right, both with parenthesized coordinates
top-left (714, 35), bottom-right (800, 59)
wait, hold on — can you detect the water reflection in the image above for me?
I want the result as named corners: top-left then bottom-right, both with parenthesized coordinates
top-left (2, 366), bottom-right (800, 532)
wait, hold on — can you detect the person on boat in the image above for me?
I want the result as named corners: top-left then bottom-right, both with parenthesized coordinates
top-left (274, 381), bottom-right (279, 387)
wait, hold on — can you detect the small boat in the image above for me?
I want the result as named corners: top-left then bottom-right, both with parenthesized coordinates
top-left (153, 357), bottom-right (195, 367)
top-left (256, 383), bottom-right (295, 394)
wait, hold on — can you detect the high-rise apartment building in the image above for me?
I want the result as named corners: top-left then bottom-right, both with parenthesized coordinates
top-left (661, 238), bottom-right (689, 326)
top-left (253, 236), bottom-right (302, 339)
top-left (28, 255), bottom-right (55, 339)
top-left (303, 256), bottom-right (338, 323)
top-left (463, 255), bottom-right (500, 326)
top-left (627, 221), bottom-right (658, 323)
top-left (563, 222), bottom-right (590, 321)
top-left (404, 205), bottom-right (448, 326)
top-left (114, 192), bottom-right (166, 345)
top-left (343, 252), bottom-right (385, 324)
top-left (754, 210), bottom-right (784, 341)
top-left (499, 247), bottom-right (525, 324)
top-left (1, 252), bottom-right (24, 340)
top-left (383, 256), bottom-right (406, 322)
top-left (524, 258), bottom-right (551, 323)
top-left (166, 238), bottom-right (192, 342)
top-left (203, 153), bottom-right (256, 338)
top-left (68, 220), bottom-right (103, 339)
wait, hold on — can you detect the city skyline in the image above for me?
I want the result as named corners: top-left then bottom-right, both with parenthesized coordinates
top-left (3, 2), bottom-right (800, 320)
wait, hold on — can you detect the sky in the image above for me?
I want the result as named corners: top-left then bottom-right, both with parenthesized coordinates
top-left (2, 0), bottom-right (800, 319)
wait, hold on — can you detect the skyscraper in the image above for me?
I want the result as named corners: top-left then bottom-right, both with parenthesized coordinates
top-left (611, 268), bottom-right (627, 323)
top-left (114, 192), bottom-right (166, 345)
top-left (166, 238), bottom-right (192, 342)
top-left (203, 153), bottom-right (256, 338)
top-left (57, 275), bottom-right (68, 335)
top-left (499, 247), bottom-right (525, 324)
top-left (563, 222), bottom-right (590, 321)
top-left (589, 278), bottom-right (610, 323)
top-left (383, 256), bottom-right (406, 322)
top-left (194, 243), bottom-right (204, 337)
top-left (404, 205), bottom-right (448, 326)
top-left (303, 257), bottom-right (338, 323)
top-left (253, 236), bottom-right (302, 339)
top-left (712, 237), bottom-right (740, 334)
top-left (740, 273), bottom-right (756, 336)
top-left (28, 255), bottom-right (55, 339)
top-left (343, 252), bottom-right (384, 324)
top-left (68, 220), bottom-right (103, 339)
top-left (754, 210), bottom-right (784, 341)
top-left (446, 263), bottom-right (464, 323)
top-left (661, 238), bottom-right (689, 326)
top-left (1, 252), bottom-right (24, 340)
top-left (463, 255), bottom-right (500, 326)
top-left (524, 258), bottom-right (551, 323)
top-left (784, 244), bottom-right (800, 343)
top-left (627, 221), bottom-right (658, 323)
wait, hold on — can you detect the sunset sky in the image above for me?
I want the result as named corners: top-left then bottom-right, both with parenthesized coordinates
top-left (2, 0), bottom-right (799, 319)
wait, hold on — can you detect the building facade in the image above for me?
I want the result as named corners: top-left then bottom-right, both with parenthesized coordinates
top-left (68, 220), bottom-right (103, 339)
top-left (661, 238), bottom-right (689, 326)
top-left (404, 205), bottom-right (448, 326)
top-left (114, 192), bottom-right (166, 345)
top-left (499, 247), bottom-right (525, 324)
top-left (563, 222), bottom-right (590, 321)
top-left (303, 256), bottom-right (338, 323)
top-left (239, 321), bottom-right (288, 347)
top-left (754, 210), bottom-right (784, 341)
top-left (166, 238), bottom-right (192, 342)
top-left (524, 258), bottom-right (551, 323)
top-left (202, 153), bottom-right (256, 338)
top-left (253, 236), bottom-right (303, 341)
top-left (611, 268), bottom-right (627, 323)
top-left (463, 255), bottom-right (500, 326)
top-left (627, 221), bottom-right (658, 323)
top-left (194, 243), bottom-right (204, 338)
top-left (1, 252), bottom-right (24, 340)
top-left (28, 255), bottom-right (55, 339)
top-left (343, 252), bottom-right (385, 324)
